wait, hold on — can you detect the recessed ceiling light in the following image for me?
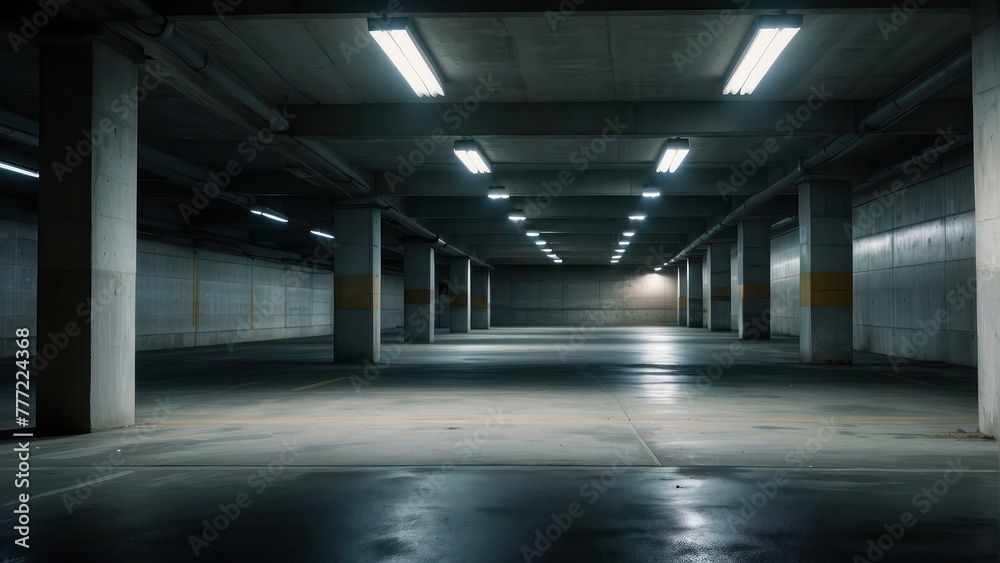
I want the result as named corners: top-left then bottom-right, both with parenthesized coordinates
top-left (654, 266), bottom-right (662, 271)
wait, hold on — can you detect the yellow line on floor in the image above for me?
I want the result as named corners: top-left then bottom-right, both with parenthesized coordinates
top-left (293, 377), bottom-right (348, 391)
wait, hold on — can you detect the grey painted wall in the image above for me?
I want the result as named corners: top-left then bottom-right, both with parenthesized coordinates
top-left (852, 160), bottom-right (977, 366)
top-left (492, 266), bottom-right (677, 326)
top-left (770, 229), bottom-right (801, 336)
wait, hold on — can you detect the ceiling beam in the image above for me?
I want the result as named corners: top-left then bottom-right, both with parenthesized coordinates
top-left (152, 0), bottom-right (971, 19)
top-left (287, 100), bottom-right (970, 140)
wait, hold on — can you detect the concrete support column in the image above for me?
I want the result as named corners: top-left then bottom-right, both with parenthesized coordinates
top-left (334, 208), bottom-right (380, 363)
top-left (973, 0), bottom-right (1000, 437)
top-left (403, 243), bottom-right (435, 343)
top-left (471, 268), bottom-right (490, 329)
top-left (449, 257), bottom-right (471, 333)
top-left (707, 243), bottom-right (732, 332)
top-left (799, 180), bottom-right (853, 364)
top-left (686, 257), bottom-right (704, 328)
top-left (36, 40), bottom-right (138, 434)
top-left (677, 264), bottom-right (688, 326)
top-left (738, 220), bottom-right (772, 340)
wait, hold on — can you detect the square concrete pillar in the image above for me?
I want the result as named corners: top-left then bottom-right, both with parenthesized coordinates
top-left (449, 257), bottom-right (471, 333)
top-left (334, 208), bottom-right (381, 363)
top-left (36, 40), bottom-right (138, 434)
top-left (799, 180), bottom-right (853, 364)
top-left (403, 243), bottom-right (435, 343)
top-left (707, 243), bottom-right (732, 331)
top-left (676, 264), bottom-right (688, 326)
top-left (738, 220), bottom-right (772, 340)
top-left (471, 268), bottom-right (490, 329)
top-left (973, 0), bottom-right (1000, 438)
top-left (686, 257), bottom-right (703, 328)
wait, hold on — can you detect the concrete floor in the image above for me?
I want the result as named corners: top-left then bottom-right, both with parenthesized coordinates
top-left (1, 327), bottom-right (998, 561)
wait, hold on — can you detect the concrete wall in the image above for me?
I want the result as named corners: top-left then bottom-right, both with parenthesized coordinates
top-left (770, 229), bottom-right (801, 336)
top-left (382, 273), bottom-right (404, 329)
top-left (0, 220), bottom-right (336, 356)
top-left (0, 219), bottom-right (37, 357)
top-left (492, 266), bottom-right (677, 326)
top-left (852, 160), bottom-right (977, 366)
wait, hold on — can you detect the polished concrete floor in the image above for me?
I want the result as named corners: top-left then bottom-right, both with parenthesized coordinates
top-left (1, 327), bottom-right (998, 562)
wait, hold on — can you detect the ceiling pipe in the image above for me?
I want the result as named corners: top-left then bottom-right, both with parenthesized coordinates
top-left (667, 45), bottom-right (971, 265)
top-left (116, 0), bottom-right (370, 194)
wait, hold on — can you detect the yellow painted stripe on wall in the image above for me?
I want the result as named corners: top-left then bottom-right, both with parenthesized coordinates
top-left (801, 272), bottom-right (853, 307)
top-left (740, 283), bottom-right (771, 300)
top-left (404, 289), bottom-right (432, 305)
top-left (335, 274), bottom-right (379, 310)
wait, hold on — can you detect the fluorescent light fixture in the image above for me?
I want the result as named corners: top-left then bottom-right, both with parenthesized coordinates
top-left (641, 187), bottom-right (661, 197)
top-left (250, 205), bottom-right (288, 223)
top-left (724, 14), bottom-right (803, 96)
top-left (454, 140), bottom-right (491, 174)
top-left (629, 214), bottom-right (646, 221)
top-left (509, 213), bottom-right (526, 221)
top-left (549, 255), bottom-right (560, 260)
top-left (654, 267), bottom-right (662, 271)
top-left (541, 248), bottom-right (553, 253)
top-left (656, 138), bottom-right (690, 173)
top-left (611, 260), bottom-right (620, 264)
top-left (526, 230), bottom-right (541, 237)
top-left (553, 259), bottom-right (563, 263)
top-left (487, 185), bottom-right (509, 199)
top-left (623, 231), bottom-right (635, 237)
top-left (619, 241), bottom-right (630, 246)
top-left (535, 240), bottom-right (547, 246)
top-left (615, 248), bottom-right (626, 253)
top-left (368, 18), bottom-right (444, 97)
top-left (0, 160), bottom-right (39, 178)
top-left (310, 230), bottom-right (335, 239)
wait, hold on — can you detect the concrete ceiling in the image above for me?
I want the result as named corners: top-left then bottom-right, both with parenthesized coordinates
top-left (0, 1), bottom-right (974, 266)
